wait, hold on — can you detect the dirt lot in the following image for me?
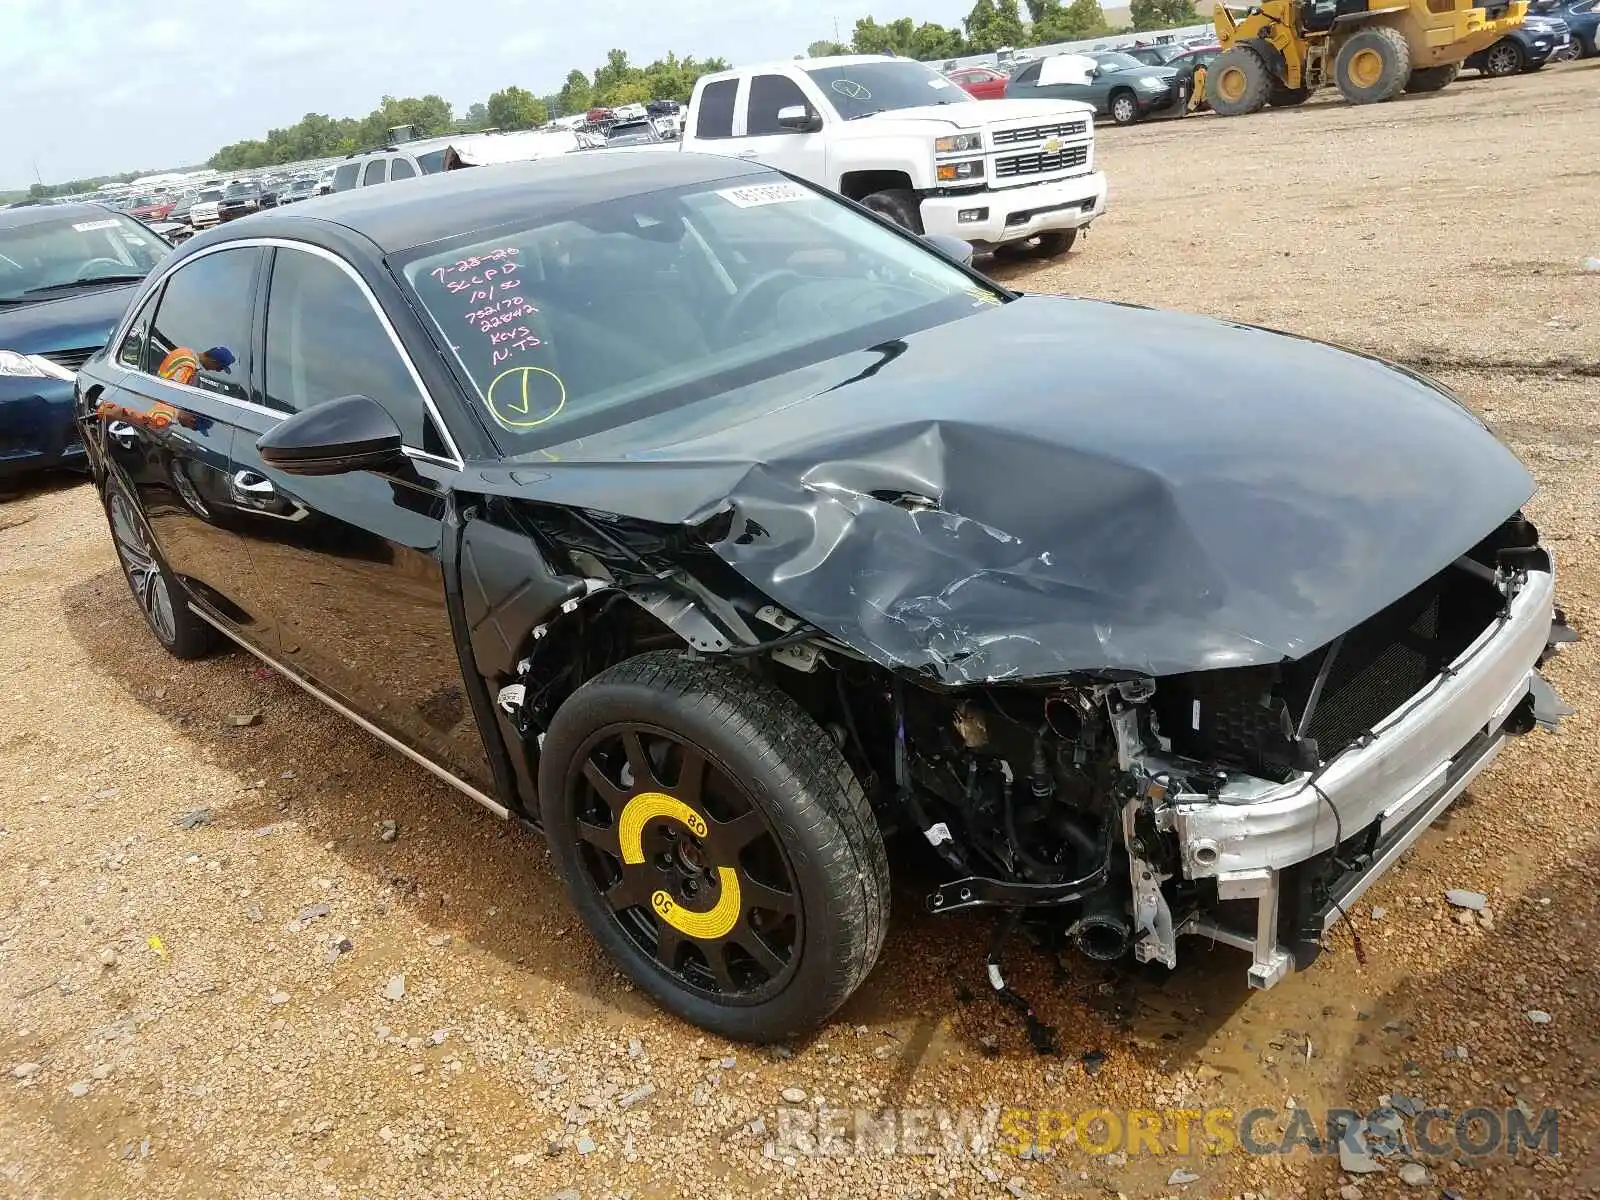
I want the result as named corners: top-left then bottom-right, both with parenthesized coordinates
top-left (3, 63), bottom-right (1598, 1200)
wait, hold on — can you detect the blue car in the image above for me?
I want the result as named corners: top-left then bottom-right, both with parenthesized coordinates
top-left (1465, 2), bottom-right (1573, 74)
top-left (1552, 0), bottom-right (1599, 55)
top-left (1, 203), bottom-right (169, 491)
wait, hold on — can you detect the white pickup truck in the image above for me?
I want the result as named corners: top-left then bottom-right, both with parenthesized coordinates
top-left (676, 54), bottom-right (1107, 259)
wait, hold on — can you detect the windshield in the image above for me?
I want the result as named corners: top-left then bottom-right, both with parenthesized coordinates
top-left (804, 60), bottom-right (966, 119)
top-left (1094, 52), bottom-right (1146, 71)
top-left (398, 173), bottom-right (1001, 453)
top-left (197, 190), bottom-right (223, 203)
top-left (288, 179), bottom-right (315, 193)
top-left (0, 212), bottom-right (167, 301)
top-left (224, 182), bottom-right (258, 199)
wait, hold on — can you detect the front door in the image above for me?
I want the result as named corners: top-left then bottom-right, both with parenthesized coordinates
top-left (94, 245), bottom-right (273, 645)
top-left (221, 243), bottom-right (491, 791)
top-left (732, 73), bottom-right (830, 179)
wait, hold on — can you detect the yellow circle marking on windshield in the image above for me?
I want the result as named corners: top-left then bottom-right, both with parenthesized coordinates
top-left (616, 792), bottom-right (709, 864)
top-left (486, 365), bottom-right (566, 430)
top-left (652, 870), bottom-right (742, 940)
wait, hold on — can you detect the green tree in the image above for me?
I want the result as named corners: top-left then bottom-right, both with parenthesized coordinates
top-left (965, 0), bottom-right (1026, 50)
top-left (806, 39), bottom-right (851, 56)
top-left (1129, 0), bottom-right (1202, 28)
top-left (463, 102), bottom-right (489, 129)
top-left (1034, 0), bottom-right (1112, 40)
top-left (911, 21), bottom-right (967, 59)
top-left (485, 85), bottom-right (548, 131)
top-left (557, 68), bottom-right (595, 115)
top-left (852, 16), bottom-right (914, 54)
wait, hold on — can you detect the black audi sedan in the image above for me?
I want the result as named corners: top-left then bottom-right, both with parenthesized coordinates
top-left (76, 152), bottom-right (1570, 1043)
top-left (1, 202), bottom-right (169, 489)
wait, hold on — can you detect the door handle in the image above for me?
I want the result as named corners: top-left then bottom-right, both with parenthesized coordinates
top-left (106, 420), bottom-right (139, 450)
top-left (229, 469), bottom-right (279, 508)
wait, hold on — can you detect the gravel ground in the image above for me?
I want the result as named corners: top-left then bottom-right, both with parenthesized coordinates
top-left (3, 63), bottom-right (1598, 1200)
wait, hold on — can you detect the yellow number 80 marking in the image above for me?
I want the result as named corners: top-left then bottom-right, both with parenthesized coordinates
top-left (485, 365), bottom-right (566, 431)
top-left (615, 791), bottom-right (741, 941)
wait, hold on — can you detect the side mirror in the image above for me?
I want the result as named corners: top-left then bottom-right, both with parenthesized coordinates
top-left (922, 232), bottom-right (975, 266)
top-left (776, 104), bottom-right (823, 133)
top-left (257, 394), bottom-right (404, 477)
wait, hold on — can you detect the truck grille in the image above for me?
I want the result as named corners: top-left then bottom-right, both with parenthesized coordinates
top-left (994, 144), bottom-right (1089, 179)
top-left (41, 347), bottom-right (97, 373)
top-left (992, 120), bottom-right (1088, 145)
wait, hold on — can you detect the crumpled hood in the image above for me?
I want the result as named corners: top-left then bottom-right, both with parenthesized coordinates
top-left (535, 295), bottom-right (1534, 683)
top-left (0, 283), bottom-right (137, 356)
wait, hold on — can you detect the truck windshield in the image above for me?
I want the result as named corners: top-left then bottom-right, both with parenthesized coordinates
top-left (804, 61), bottom-right (966, 119)
top-left (397, 173), bottom-right (1003, 453)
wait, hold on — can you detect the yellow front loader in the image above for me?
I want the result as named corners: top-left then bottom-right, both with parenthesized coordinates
top-left (1206, 0), bottom-right (1528, 114)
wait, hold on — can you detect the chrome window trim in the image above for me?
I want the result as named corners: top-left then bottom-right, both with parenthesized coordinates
top-left (107, 235), bottom-right (466, 469)
top-left (189, 604), bottom-right (510, 821)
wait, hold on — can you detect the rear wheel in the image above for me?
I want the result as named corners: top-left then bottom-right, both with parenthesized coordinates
top-left (1108, 89), bottom-right (1141, 125)
top-left (1334, 26), bottom-right (1412, 103)
top-left (860, 188), bottom-right (924, 235)
top-left (1404, 63), bottom-right (1460, 92)
top-left (103, 477), bottom-right (216, 659)
top-left (1480, 38), bottom-right (1525, 77)
top-left (538, 652), bottom-right (890, 1043)
top-left (1207, 47), bottom-right (1272, 116)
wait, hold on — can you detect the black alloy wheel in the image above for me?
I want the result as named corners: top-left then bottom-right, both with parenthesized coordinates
top-left (538, 652), bottom-right (889, 1042)
top-left (105, 480), bottom-right (214, 658)
top-left (569, 721), bottom-right (803, 1002)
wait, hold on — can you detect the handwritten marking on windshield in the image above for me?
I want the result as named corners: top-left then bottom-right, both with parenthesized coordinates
top-left (485, 365), bottom-right (566, 431)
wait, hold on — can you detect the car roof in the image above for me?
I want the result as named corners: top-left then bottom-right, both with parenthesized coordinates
top-left (0, 201), bottom-right (119, 231)
top-left (198, 152), bottom-right (770, 254)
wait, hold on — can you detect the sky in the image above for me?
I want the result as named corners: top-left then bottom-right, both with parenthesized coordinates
top-left (0, 0), bottom-right (981, 190)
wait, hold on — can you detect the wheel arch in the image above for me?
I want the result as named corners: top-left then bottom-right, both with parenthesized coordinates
top-left (838, 169), bottom-right (916, 202)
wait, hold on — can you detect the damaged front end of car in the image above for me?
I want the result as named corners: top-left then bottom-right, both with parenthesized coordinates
top-left (471, 298), bottom-right (1576, 995)
top-left (888, 512), bottom-right (1574, 990)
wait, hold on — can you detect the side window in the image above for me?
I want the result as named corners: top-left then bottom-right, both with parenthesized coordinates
top-left (745, 74), bottom-right (813, 136)
top-left (116, 288), bottom-right (160, 370)
top-left (1015, 62), bottom-right (1042, 85)
top-left (388, 157), bottom-right (417, 181)
top-left (144, 248), bottom-right (259, 401)
top-left (263, 249), bottom-right (447, 457)
top-left (695, 79), bottom-right (738, 139)
top-left (363, 158), bottom-right (388, 187)
top-left (331, 162), bottom-right (361, 192)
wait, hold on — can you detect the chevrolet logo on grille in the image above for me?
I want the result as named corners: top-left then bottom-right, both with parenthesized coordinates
top-left (1042, 137), bottom-right (1063, 153)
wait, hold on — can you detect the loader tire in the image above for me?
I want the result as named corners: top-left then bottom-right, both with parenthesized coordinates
top-left (1334, 27), bottom-right (1412, 103)
top-left (1404, 63), bottom-right (1460, 92)
top-left (1207, 47), bottom-right (1272, 116)
top-left (1268, 85), bottom-right (1312, 106)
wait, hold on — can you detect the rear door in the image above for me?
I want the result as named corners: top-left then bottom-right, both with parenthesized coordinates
top-left (222, 242), bottom-right (491, 789)
top-left (95, 245), bottom-right (273, 644)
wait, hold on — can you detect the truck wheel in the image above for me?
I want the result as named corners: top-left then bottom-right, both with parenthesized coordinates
top-left (1404, 63), bottom-right (1459, 92)
top-left (1207, 47), bottom-right (1271, 116)
top-left (1267, 85), bottom-right (1312, 106)
top-left (1108, 89), bottom-right (1141, 125)
top-left (537, 652), bottom-right (890, 1043)
top-left (1334, 27), bottom-right (1412, 102)
top-left (1480, 39), bottom-right (1525, 76)
top-left (860, 189), bottom-right (924, 235)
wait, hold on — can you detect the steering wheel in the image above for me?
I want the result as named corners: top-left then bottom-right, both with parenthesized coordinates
top-left (717, 270), bottom-right (805, 342)
top-left (73, 258), bottom-right (128, 282)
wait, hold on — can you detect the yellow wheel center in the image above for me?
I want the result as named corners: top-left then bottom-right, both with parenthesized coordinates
top-left (616, 790), bottom-right (742, 941)
top-left (1217, 66), bottom-right (1247, 101)
top-left (1349, 47), bottom-right (1384, 87)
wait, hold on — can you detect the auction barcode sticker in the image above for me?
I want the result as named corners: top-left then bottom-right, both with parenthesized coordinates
top-left (72, 219), bottom-right (121, 232)
top-left (716, 182), bottom-right (813, 208)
